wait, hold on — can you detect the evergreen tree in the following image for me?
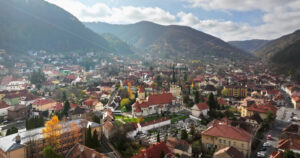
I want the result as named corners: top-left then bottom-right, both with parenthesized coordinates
top-left (62, 91), bottom-right (67, 102)
top-left (62, 101), bottom-right (70, 117)
top-left (160, 150), bottom-right (165, 158)
top-left (194, 90), bottom-right (200, 104)
top-left (92, 130), bottom-right (99, 147)
top-left (85, 126), bottom-right (92, 148)
top-left (157, 132), bottom-right (160, 142)
top-left (190, 124), bottom-right (195, 136)
top-left (283, 149), bottom-right (295, 158)
top-left (43, 146), bottom-right (63, 158)
top-left (6, 127), bottom-right (18, 136)
top-left (207, 93), bottom-right (216, 110)
top-left (181, 129), bottom-right (188, 140)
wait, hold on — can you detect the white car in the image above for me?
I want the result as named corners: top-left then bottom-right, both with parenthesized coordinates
top-left (263, 142), bottom-right (270, 147)
top-left (257, 151), bottom-right (266, 157)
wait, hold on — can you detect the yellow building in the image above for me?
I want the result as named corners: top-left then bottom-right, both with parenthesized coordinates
top-left (32, 98), bottom-right (57, 111)
top-left (201, 123), bottom-right (252, 158)
top-left (223, 86), bottom-right (248, 98)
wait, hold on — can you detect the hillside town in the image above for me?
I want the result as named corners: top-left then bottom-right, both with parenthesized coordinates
top-left (0, 49), bottom-right (299, 158)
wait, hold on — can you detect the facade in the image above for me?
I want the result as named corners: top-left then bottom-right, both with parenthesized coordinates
top-left (246, 103), bottom-right (277, 119)
top-left (292, 95), bottom-right (300, 109)
top-left (223, 86), bottom-right (248, 98)
top-left (32, 98), bottom-right (57, 111)
top-left (7, 105), bottom-right (27, 121)
top-left (201, 123), bottom-right (252, 158)
top-left (191, 102), bottom-right (209, 118)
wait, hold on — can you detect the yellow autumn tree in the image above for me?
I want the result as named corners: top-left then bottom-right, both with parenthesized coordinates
top-left (127, 82), bottom-right (134, 99)
top-left (42, 115), bottom-right (61, 148)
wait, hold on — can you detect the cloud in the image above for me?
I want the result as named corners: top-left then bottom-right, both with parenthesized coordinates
top-left (46, 0), bottom-right (300, 41)
top-left (46, 0), bottom-right (176, 24)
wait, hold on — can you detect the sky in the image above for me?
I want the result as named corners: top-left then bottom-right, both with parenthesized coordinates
top-left (46, 0), bottom-right (300, 41)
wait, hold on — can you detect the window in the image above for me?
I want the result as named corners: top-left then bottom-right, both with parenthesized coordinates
top-left (223, 140), bottom-right (226, 144)
top-left (219, 139), bottom-right (222, 143)
top-left (228, 141), bottom-right (231, 146)
top-left (241, 144), bottom-right (244, 148)
top-left (233, 141), bottom-right (236, 146)
top-left (206, 137), bottom-right (209, 140)
top-left (211, 137), bottom-right (213, 141)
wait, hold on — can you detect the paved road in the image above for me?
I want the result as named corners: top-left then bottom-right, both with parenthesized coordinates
top-left (254, 90), bottom-right (300, 157)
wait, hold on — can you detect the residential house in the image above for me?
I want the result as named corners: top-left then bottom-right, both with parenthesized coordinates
top-left (65, 143), bottom-right (107, 158)
top-left (0, 101), bottom-right (9, 118)
top-left (247, 103), bottom-right (277, 119)
top-left (7, 105), bottom-right (28, 121)
top-left (291, 95), bottom-right (300, 109)
top-left (191, 102), bottom-right (209, 118)
top-left (132, 142), bottom-right (171, 158)
top-left (270, 151), bottom-right (283, 158)
top-left (201, 123), bottom-right (252, 158)
top-left (32, 98), bottom-right (57, 111)
top-left (213, 146), bottom-right (245, 158)
top-left (166, 137), bottom-right (192, 157)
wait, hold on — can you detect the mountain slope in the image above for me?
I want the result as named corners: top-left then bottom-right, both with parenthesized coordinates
top-left (85, 21), bottom-right (251, 59)
top-left (271, 39), bottom-right (300, 71)
top-left (228, 39), bottom-right (269, 53)
top-left (102, 33), bottom-right (134, 55)
top-left (254, 30), bottom-right (300, 58)
top-left (0, 0), bottom-right (111, 52)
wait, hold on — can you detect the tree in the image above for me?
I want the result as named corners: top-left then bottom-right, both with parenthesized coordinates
top-left (43, 146), bottom-right (63, 158)
top-left (42, 115), bottom-right (61, 148)
top-left (92, 130), bottom-right (100, 147)
top-left (85, 125), bottom-right (92, 148)
top-left (192, 140), bottom-right (202, 157)
top-left (157, 132), bottom-right (160, 142)
top-left (283, 149), bottom-right (295, 158)
top-left (62, 101), bottom-right (70, 117)
top-left (121, 98), bottom-right (131, 111)
top-left (26, 116), bottom-right (44, 130)
top-left (156, 75), bottom-right (162, 88)
top-left (221, 88), bottom-right (228, 97)
top-left (181, 129), bottom-right (188, 140)
top-left (207, 93), bottom-right (217, 111)
top-left (190, 124), bottom-right (195, 136)
top-left (194, 90), bottom-right (200, 104)
top-left (127, 82), bottom-right (134, 99)
top-left (30, 69), bottom-right (46, 89)
top-left (62, 91), bottom-right (67, 102)
top-left (160, 150), bottom-right (165, 158)
top-left (6, 127), bottom-right (18, 136)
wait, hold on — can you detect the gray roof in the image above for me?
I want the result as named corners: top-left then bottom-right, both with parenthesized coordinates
top-left (0, 119), bottom-right (100, 152)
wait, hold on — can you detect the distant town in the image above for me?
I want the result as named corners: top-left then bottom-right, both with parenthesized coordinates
top-left (0, 48), bottom-right (299, 158)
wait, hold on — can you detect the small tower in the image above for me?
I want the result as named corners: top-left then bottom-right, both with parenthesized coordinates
top-left (170, 64), bottom-right (181, 97)
top-left (138, 86), bottom-right (145, 100)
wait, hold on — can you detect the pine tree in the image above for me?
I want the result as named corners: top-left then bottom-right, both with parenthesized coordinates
top-left (157, 132), bottom-right (160, 142)
top-left (181, 129), bottom-right (188, 140)
top-left (85, 126), bottom-right (92, 148)
top-left (92, 130), bottom-right (99, 147)
top-left (62, 101), bottom-right (70, 117)
top-left (207, 93), bottom-right (216, 110)
top-left (194, 90), bottom-right (200, 104)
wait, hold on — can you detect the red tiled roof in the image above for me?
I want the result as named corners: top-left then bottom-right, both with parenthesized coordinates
top-left (84, 99), bottom-right (99, 107)
top-left (247, 103), bottom-right (277, 114)
top-left (134, 93), bottom-right (175, 108)
top-left (270, 151), bottom-right (283, 158)
top-left (51, 102), bottom-right (63, 111)
top-left (195, 102), bottom-right (209, 111)
top-left (132, 142), bottom-right (171, 158)
top-left (267, 90), bottom-right (279, 95)
top-left (218, 97), bottom-right (227, 106)
top-left (202, 124), bottom-right (251, 142)
top-left (33, 98), bottom-right (56, 106)
top-left (0, 101), bottom-right (9, 109)
top-left (278, 138), bottom-right (300, 151)
top-left (139, 86), bottom-right (145, 93)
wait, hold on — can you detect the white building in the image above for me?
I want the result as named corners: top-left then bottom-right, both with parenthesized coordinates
top-left (191, 102), bottom-right (209, 118)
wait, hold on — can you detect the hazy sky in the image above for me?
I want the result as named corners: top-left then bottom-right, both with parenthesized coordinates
top-left (46, 0), bottom-right (300, 41)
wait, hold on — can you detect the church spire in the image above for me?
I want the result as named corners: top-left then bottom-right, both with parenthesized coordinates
top-left (172, 64), bottom-right (176, 84)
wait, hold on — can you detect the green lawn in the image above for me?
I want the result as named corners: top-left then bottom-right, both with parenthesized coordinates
top-left (114, 114), bottom-right (188, 125)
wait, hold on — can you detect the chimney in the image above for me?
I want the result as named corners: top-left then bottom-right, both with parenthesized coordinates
top-left (15, 134), bottom-right (21, 144)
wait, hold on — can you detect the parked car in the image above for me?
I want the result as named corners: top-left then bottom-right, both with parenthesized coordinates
top-left (267, 134), bottom-right (272, 140)
top-left (259, 146), bottom-right (267, 151)
top-left (263, 142), bottom-right (270, 147)
top-left (257, 151), bottom-right (266, 157)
